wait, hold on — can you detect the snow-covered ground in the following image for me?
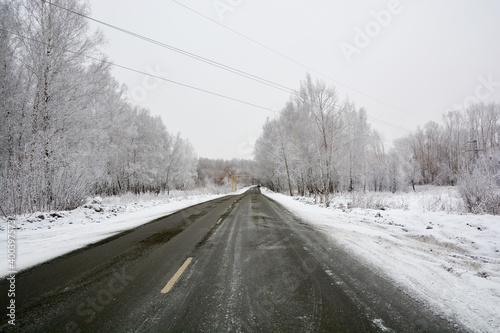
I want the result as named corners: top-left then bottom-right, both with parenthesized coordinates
top-left (263, 187), bottom-right (500, 333)
top-left (0, 187), bottom-right (250, 278)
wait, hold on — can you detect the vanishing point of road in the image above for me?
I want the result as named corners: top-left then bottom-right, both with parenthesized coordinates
top-left (1, 187), bottom-right (464, 332)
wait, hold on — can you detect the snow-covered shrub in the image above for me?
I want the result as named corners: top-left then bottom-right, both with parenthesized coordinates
top-left (459, 170), bottom-right (500, 215)
top-left (347, 192), bottom-right (387, 210)
top-left (329, 186), bottom-right (465, 213)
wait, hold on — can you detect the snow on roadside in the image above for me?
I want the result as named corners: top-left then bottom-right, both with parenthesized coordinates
top-left (263, 188), bottom-right (500, 332)
top-left (0, 187), bottom-right (250, 279)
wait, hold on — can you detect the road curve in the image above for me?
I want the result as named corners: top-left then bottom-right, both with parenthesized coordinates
top-left (0, 187), bottom-right (464, 332)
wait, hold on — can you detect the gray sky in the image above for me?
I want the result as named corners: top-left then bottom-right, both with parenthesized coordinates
top-left (88, 0), bottom-right (500, 159)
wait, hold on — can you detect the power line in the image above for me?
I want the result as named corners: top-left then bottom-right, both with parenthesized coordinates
top-left (367, 116), bottom-right (411, 133)
top-left (171, 0), bottom-right (428, 122)
top-left (2, 26), bottom-right (409, 136)
top-left (0, 28), bottom-right (279, 114)
top-left (8, 3), bottom-right (413, 136)
top-left (45, 0), bottom-right (413, 134)
top-left (44, 1), bottom-right (295, 95)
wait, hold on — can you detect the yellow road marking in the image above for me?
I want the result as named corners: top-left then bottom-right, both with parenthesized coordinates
top-left (161, 257), bottom-right (193, 294)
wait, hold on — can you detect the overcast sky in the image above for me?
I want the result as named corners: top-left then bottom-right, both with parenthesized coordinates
top-left (87, 0), bottom-right (500, 160)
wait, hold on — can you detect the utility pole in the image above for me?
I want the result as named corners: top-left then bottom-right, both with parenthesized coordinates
top-left (466, 140), bottom-right (484, 164)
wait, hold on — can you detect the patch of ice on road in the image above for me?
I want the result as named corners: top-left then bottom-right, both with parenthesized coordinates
top-left (372, 318), bottom-right (393, 332)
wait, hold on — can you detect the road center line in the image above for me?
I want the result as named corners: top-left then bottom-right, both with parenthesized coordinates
top-left (161, 257), bottom-right (193, 294)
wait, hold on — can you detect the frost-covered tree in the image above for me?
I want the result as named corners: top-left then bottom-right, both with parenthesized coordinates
top-left (255, 118), bottom-right (285, 192)
top-left (0, 0), bottom-right (199, 214)
top-left (295, 75), bottom-right (348, 206)
top-left (0, 0), bottom-right (105, 212)
top-left (440, 111), bottom-right (469, 185)
top-left (393, 136), bottom-right (421, 191)
top-left (255, 75), bottom-right (380, 202)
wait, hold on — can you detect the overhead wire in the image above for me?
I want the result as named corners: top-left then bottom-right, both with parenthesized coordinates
top-left (34, 2), bottom-right (412, 135)
top-left (44, 0), bottom-right (295, 95)
top-left (366, 117), bottom-right (410, 133)
top-left (0, 28), bottom-right (279, 114)
top-left (3, 29), bottom-right (408, 139)
top-left (171, 0), bottom-right (427, 122)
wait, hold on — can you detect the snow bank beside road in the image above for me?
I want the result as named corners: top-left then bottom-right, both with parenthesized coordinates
top-left (0, 188), bottom-right (250, 278)
top-left (263, 188), bottom-right (500, 332)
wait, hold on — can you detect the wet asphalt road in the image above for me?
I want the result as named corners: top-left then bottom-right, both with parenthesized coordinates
top-left (0, 187), bottom-right (464, 332)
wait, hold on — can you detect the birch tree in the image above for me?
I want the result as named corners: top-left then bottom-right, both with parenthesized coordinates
top-left (296, 75), bottom-right (346, 206)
